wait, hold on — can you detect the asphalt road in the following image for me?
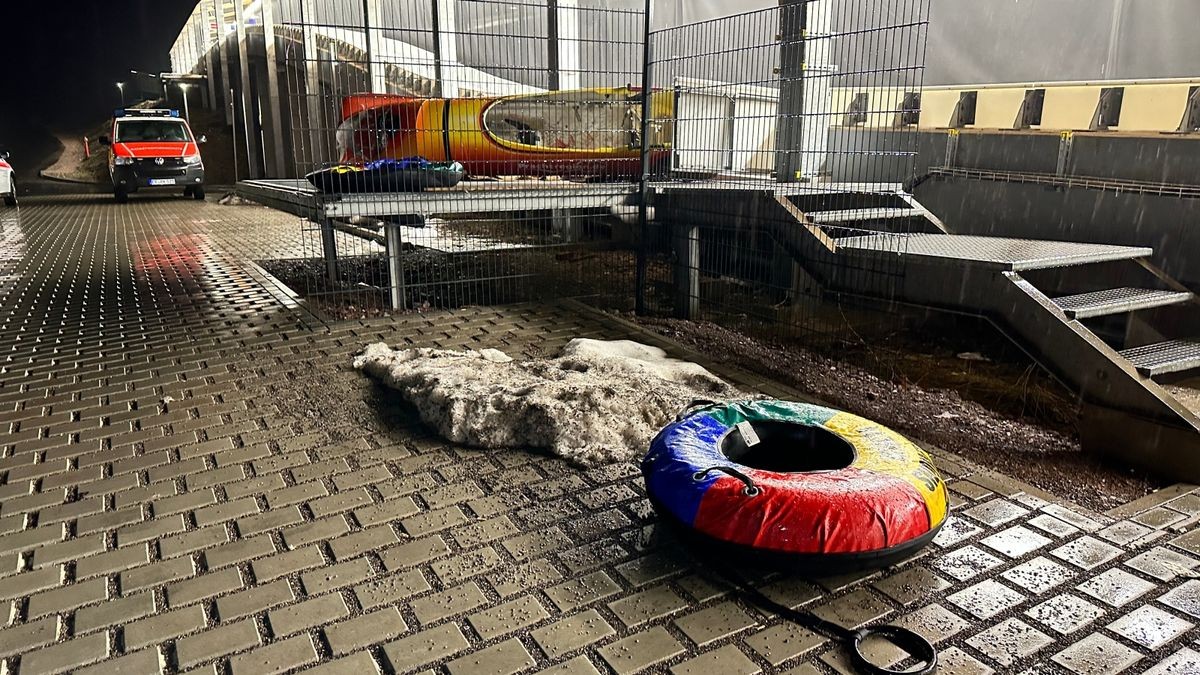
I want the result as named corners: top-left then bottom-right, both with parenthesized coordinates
top-left (1, 120), bottom-right (105, 196)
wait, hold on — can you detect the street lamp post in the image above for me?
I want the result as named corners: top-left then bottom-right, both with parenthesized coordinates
top-left (116, 82), bottom-right (127, 106)
top-left (177, 83), bottom-right (193, 121)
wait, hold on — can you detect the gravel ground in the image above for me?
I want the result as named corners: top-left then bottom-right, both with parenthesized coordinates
top-left (632, 315), bottom-right (1164, 511)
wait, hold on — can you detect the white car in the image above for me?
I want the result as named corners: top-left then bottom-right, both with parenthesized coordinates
top-left (0, 152), bottom-right (14, 207)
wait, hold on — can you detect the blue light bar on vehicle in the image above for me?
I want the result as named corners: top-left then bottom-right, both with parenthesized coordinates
top-left (113, 109), bottom-right (181, 118)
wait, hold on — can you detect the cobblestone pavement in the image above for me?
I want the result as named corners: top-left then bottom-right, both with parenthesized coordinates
top-left (0, 195), bottom-right (1198, 675)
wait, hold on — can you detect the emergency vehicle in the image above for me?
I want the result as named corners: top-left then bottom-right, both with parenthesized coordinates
top-left (99, 109), bottom-right (206, 203)
top-left (0, 152), bottom-right (15, 207)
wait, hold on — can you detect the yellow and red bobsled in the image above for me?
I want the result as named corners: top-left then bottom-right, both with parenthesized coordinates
top-left (335, 87), bottom-right (673, 179)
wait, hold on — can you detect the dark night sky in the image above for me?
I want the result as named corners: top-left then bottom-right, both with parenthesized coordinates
top-left (1, 1), bottom-right (196, 165)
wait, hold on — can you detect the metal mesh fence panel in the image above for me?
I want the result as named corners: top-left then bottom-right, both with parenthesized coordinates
top-left (264, 0), bottom-right (647, 318)
top-left (642, 0), bottom-right (932, 343)
top-left (173, 0), bottom-right (931, 334)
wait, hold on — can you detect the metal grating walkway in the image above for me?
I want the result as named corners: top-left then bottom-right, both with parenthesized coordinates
top-left (838, 234), bottom-right (1152, 271)
top-left (1121, 340), bottom-right (1200, 377)
top-left (1052, 287), bottom-right (1194, 320)
top-left (237, 179), bottom-right (638, 219)
top-left (808, 207), bottom-right (923, 224)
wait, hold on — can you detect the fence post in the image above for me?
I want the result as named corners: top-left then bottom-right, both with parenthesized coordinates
top-left (548, 0), bottom-right (581, 92)
top-left (635, 0), bottom-right (653, 315)
top-left (673, 222), bottom-right (699, 320)
top-left (431, 0), bottom-right (460, 98)
top-left (262, 0), bottom-right (288, 177)
top-left (775, 0), bottom-right (807, 182)
top-left (233, 0), bottom-right (262, 179)
top-left (215, 0), bottom-right (233, 125)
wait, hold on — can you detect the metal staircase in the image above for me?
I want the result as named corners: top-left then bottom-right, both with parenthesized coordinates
top-left (1121, 340), bottom-right (1200, 377)
top-left (764, 187), bottom-right (1200, 480)
top-left (1052, 288), bottom-right (1194, 321)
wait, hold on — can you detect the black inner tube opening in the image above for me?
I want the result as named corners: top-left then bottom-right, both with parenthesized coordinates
top-left (720, 420), bottom-right (855, 473)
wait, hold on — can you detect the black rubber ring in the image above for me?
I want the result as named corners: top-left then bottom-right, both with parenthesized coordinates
top-left (851, 625), bottom-right (937, 675)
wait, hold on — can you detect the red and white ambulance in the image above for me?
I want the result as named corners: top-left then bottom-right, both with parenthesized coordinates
top-left (99, 109), bottom-right (206, 203)
top-left (0, 152), bottom-right (15, 207)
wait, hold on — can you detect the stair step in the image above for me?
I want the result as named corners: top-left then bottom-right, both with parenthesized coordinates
top-left (1052, 287), bottom-right (1194, 320)
top-left (809, 207), bottom-right (923, 224)
top-left (1120, 340), bottom-right (1200, 377)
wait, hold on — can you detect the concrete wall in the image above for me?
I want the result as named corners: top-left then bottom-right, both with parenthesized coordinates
top-left (821, 126), bottom-right (1200, 290)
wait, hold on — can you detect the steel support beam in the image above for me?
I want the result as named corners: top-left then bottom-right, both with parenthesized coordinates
top-left (364, 0), bottom-right (388, 93)
top-left (1056, 131), bottom-right (1073, 177)
top-left (215, 0), bottom-right (233, 123)
top-left (261, 0), bottom-right (288, 177)
top-left (944, 129), bottom-right (960, 168)
top-left (635, 0), bottom-right (652, 314)
top-left (431, 0), bottom-right (460, 98)
top-left (320, 217), bottom-right (339, 285)
top-left (204, 3), bottom-right (218, 110)
top-left (386, 224), bottom-right (407, 310)
top-left (182, 12), bottom-right (195, 74)
top-left (300, 0), bottom-right (327, 167)
top-left (233, 0), bottom-right (262, 179)
top-left (673, 222), bottom-right (700, 319)
top-left (774, 0), bottom-right (807, 182)
top-left (548, 0), bottom-right (581, 91)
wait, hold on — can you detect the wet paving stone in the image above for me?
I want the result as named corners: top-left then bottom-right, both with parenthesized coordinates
top-left (1106, 604), bottom-right (1193, 649)
top-left (811, 589), bottom-right (892, 630)
top-left (870, 566), bottom-right (951, 606)
top-left (1165, 493), bottom-right (1200, 516)
top-left (1124, 546), bottom-right (1200, 582)
top-left (1040, 504), bottom-right (1106, 532)
top-left (1051, 633), bottom-right (1141, 675)
top-left (597, 625), bottom-right (686, 675)
top-left (1143, 646), bottom-right (1200, 674)
top-left (669, 645), bottom-right (761, 675)
top-left (948, 480), bottom-right (993, 501)
top-left (1051, 536), bottom-right (1122, 571)
top-left (965, 617), bottom-right (1053, 666)
top-left (531, 609), bottom-right (616, 659)
top-left (1012, 492), bottom-right (1051, 510)
top-left (930, 545), bottom-right (1004, 582)
top-left (1075, 567), bottom-right (1156, 607)
top-left (743, 622), bottom-right (826, 667)
top-left (933, 646), bottom-right (995, 675)
top-left (962, 499), bottom-right (1030, 528)
top-left (608, 585), bottom-right (689, 627)
top-left (932, 516), bottom-right (984, 548)
top-left (891, 603), bottom-right (971, 645)
top-left (1026, 513), bottom-right (1081, 538)
top-left (1132, 507), bottom-right (1189, 530)
top-left (1158, 579), bottom-right (1200, 619)
top-left (673, 601), bottom-right (759, 647)
top-left (979, 525), bottom-right (1053, 558)
top-left (1024, 593), bottom-right (1105, 634)
top-left (1169, 528), bottom-right (1200, 556)
top-left (1000, 555), bottom-right (1078, 594)
top-left (0, 198), bottom-right (1192, 674)
top-left (1097, 520), bottom-right (1155, 547)
top-left (946, 579), bottom-right (1026, 619)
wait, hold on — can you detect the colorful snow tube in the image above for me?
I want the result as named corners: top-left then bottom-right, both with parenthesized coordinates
top-left (643, 400), bottom-right (948, 570)
top-left (306, 157), bottom-right (465, 194)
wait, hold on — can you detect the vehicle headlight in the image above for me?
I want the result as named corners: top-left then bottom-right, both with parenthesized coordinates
top-left (184, 154), bottom-right (203, 166)
top-left (114, 156), bottom-right (134, 166)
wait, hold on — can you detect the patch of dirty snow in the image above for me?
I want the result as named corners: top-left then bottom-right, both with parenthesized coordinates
top-left (353, 338), bottom-right (739, 466)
